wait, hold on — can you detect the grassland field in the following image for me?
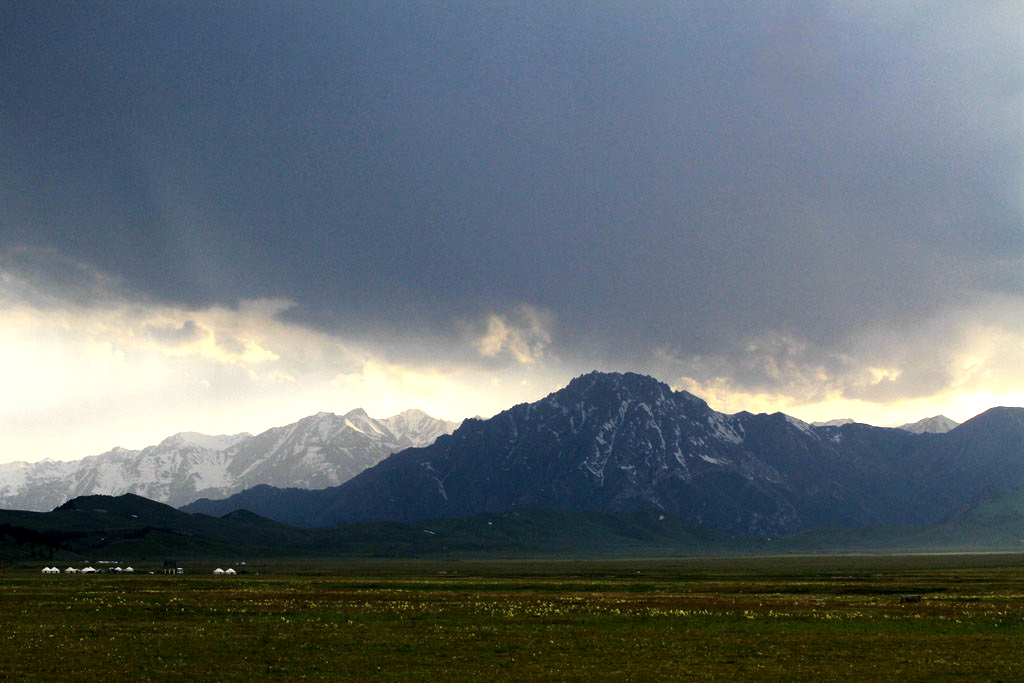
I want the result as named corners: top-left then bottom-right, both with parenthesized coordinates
top-left (4, 553), bottom-right (1024, 680)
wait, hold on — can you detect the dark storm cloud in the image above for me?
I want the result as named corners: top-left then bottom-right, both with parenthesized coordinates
top-left (0, 247), bottom-right (128, 308)
top-left (2, 2), bottom-right (1021, 400)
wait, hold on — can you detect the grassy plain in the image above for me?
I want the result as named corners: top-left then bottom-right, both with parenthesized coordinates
top-left (3, 553), bottom-right (1024, 680)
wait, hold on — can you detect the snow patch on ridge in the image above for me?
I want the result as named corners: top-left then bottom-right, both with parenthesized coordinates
top-left (784, 414), bottom-right (816, 437)
top-left (176, 432), bottom-right (251, 451)
top-left (708, 412), bottom-right (744, 444)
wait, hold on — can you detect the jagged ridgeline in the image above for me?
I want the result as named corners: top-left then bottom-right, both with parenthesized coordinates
top-left (0, 409), bottom-right (460, 511)
top-left (185, 371), bottom-right (1024, 536)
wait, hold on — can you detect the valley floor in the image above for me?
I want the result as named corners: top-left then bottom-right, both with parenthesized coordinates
top-left (3, 553), bottom-right (1024, 680)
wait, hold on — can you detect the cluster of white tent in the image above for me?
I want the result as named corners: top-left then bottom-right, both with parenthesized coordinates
top-left (42, 566), bottom-right (135, 574)
top-left (43, 565), bottom-right (244, 575)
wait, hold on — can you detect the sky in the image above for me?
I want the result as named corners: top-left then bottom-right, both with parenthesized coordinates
top-left (2, 1), bottom-right (1023, 463)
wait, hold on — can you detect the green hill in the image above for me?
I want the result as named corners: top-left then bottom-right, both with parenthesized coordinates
top-left (2, 494), bottom-right (734, 562)
top-left (7, 487), bottom-right (1024, 567)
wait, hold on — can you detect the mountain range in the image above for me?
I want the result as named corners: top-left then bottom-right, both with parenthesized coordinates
top-left (811, 415), bottom-right (959, 433)
top-left (184, 372), bottom-right (1024, 536)
top-left (0, 409), bottom-right (459, 511)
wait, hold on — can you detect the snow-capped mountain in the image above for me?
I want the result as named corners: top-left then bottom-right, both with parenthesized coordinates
top-left (185, 372), bottom-right (1024, 537)
top-left (811, 418), bottom-right (855, 427)
top-left (0, 409), bottom-right (460, 511)
top-left (896, 414), bottom-right (959, 434)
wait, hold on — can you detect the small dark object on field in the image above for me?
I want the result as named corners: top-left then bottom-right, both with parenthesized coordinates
top-left (900, 594), bottom-right (922, 603)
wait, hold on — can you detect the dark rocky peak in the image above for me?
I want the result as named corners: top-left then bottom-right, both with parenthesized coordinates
top-left (469, 371), bottom-right (715, 447)
top-left (562, 371), bottom-right (669, 400)
top-left (554, 371), bottom-right (709, 414)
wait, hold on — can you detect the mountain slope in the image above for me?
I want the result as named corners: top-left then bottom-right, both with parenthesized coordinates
top-left (902, 407), bottom-right (1024, 505)
top-left (0, 409), bottom-right (460, 511)
top-left (187, 372), bottom-right (957, 534)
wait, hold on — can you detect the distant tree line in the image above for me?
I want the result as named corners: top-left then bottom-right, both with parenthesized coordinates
top-left (0, 523), bottom-right (86, 558)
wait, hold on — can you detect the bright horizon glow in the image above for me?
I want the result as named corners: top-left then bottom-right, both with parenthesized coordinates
top-left (0, 264), bottom-right (569, 463)
top-left (2, 261), bottom-right (1022, 463)
top-left (4, 357), bottom-right (1008, 465)
top-left (2, 264), bottom-right (1016, 465)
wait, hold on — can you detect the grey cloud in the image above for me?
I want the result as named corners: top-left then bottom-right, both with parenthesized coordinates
top-left (659, 312), bottom-right (975, 408)
top-left (144, 320), bottom-right (205, 347)
top-left (0, 247), bottom-right (128, 308)
top-left (470, 305), bottom-right (554, 366)
top-left (213, 333), bottom-right (247, 358)
top-left (1, 2), bottom-right (1022, 406)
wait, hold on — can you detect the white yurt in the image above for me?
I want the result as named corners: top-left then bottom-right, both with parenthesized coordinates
top-left (124, 567), bottom-right (134, 573)
top-left (224, 568), bottom-right (237, 575)
top-left (213, 568), bottom-right (225, 575)
top-left (81, 567), bottom-right (97, 574)
top-left (64, 567), bottom-right (78, 574)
